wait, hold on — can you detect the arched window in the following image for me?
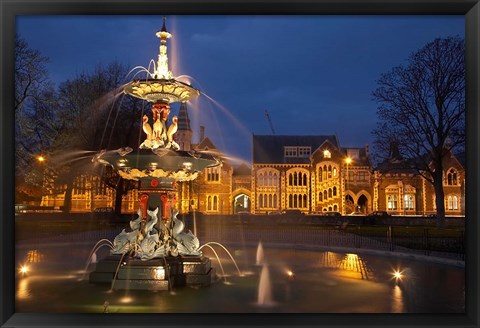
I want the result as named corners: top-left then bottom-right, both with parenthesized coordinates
top-left (259, 194), bottom-right (263, 209)
top-left (259, 174), bottom-right (264, 187)
top-left (303, 173), bottom-right (307, 186)
top-left (448, 195), bottom-right (459, 210)
top-left (318, 167), bottom-right (323, 182)
top-left (289, 194), bottom-right (293, 208)
top-left (293, 194), bottom-right (298, 208)
top-left (328, 165), bottom-right (332, 179)
top-left (328, 206), bottom-right (332, 211)
top-left (268, 194), bottom-right (273, 208)
top-left (323, 165), bottom-right (327, 180)
top-left (273, 194), bottom-right (277, 208)
top-left (289, 173), bottom-right (293, 186)
top-left (268, 172), bottom-right (272, 186)
top-left (333, 186), bottom-right (337, 196)
top-left (293, 173), bottom-right (297, 186)
top-left (298, 194), bottom-right (302, 208)
top-left (333, 204), bottom-right (338, 211)
top-left (328, 188), bottom-right (332, 198)
top-left (447, 169), bottom-right (458, 185)
top-left (213, 196), bottom-right (218, 211)
top-left (324, 190), bottom-right (328, 200)
top-left (273, 173), bottom-right (278, 186)
top-left (303, 194), bottom-right (307, 208)
top-left (207, 196), bottom-right (212, 211)
top-left (333, 167), bottom-right (337, 177)
top-left (319, 192), bottom-right (323, 202)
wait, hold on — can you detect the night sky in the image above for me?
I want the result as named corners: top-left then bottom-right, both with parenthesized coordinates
top-left (16, 15), bottom-right (464, 164)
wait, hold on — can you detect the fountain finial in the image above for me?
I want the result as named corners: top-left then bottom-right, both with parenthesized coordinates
top-left (155, 17), bottom-right (173, 80)
top-left (161, 16), bottom-right (167, 32)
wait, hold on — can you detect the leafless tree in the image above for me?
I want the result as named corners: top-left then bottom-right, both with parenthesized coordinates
top-left (372, 36), bottom-right (465, 225)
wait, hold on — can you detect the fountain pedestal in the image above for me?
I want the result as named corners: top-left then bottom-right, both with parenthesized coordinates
top-left (88, 19), bottom-right (221, 291)
top-left (89, 255), bottom-right (216, 290)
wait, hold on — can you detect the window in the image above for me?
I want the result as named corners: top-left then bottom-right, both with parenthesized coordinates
top-left (404, 194), bottom-right (415, 210)
top-left (288, 170), bottom-right (308, 187)
top-left (258, 169), bottom-right (279, 187)
top-left (318, 192), bottom-right (323, 202)
top-left (333, 186), bottom-right (337, 196)
top-left (284, 147), bottom-right (298, 157)
top-left (206, 167), bottom-right (220, 182)
top-left (318, 167), bottom-right (323, 182)
top-left (207, 195), bottom-right (219, 212)
top-left (357, 171), bottom-right (369, 182)
top-left (323, 149), bottom-right (331, 158)
top-left (328, 165), bottom-right (332, 179)
top-left (298, 147), bottom-right (311, 158)
top-left (447, 195), bottom-right (459, 210)
top-left (328, 188), bottom-right (332, 198)
top-left (387, 195), bottom-right (398, 210)
top-left (447, 169), bottom-right (458, 185)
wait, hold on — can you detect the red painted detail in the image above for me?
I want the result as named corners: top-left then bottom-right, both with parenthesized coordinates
top-left (160, 194), bottom-right (170, 220)
top-left (150, 179), bottom-right (159, 188)
top-left (139, 193), bottom-right (149, 222)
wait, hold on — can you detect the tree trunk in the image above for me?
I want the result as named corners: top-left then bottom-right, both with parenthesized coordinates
top-left (63, 178), bottom-right (73, 214)
top-left (433, 161), bottom-right (446, 227)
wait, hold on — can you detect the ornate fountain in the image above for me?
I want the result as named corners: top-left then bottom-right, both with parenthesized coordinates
top-left (89, 18), bottom-right (221, 290)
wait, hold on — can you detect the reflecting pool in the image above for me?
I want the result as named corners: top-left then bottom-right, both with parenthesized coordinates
top-left (15, 235), bottom-right (464, 313)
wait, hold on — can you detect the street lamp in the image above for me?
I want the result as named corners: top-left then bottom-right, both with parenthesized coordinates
top-left (345, 157), bottom-right (352, 214)
top-left (37, 155), bottom-right (45, 162)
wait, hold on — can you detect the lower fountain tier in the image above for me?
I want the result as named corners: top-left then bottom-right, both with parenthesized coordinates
top-left (89, 255), bottom-right (215, 290)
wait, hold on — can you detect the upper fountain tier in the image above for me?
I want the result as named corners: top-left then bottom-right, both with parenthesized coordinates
top-left (123, 17), bottom-right (200, 104)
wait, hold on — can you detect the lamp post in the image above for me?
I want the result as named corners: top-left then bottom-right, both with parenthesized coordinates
top-left (345, 157), bottom-right (352, 214)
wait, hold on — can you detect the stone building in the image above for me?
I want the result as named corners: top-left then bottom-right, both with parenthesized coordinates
top-left (251, 135), bottom-right (373, 215)
top-left (39, 103), bottom-right (464, 217)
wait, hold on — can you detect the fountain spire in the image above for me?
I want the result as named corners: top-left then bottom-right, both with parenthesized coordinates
top-left (155, 16), bottom-right (173, 80)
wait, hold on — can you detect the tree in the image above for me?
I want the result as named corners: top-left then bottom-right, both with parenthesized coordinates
top-left (372, 36), bottom-right (465, 225)
top-left (15, 36), bottom-right (59, 195)
top-left (51, 62), bottom-right (144, 213)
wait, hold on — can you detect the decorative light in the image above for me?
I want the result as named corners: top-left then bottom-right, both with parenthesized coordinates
top-left (19, 265), bottom-right (29, 274)
top-left (37, 155), bottom-right (45, 162)
top-left (323, 150), bottom-right (331, 158)
top-left (393, 270), bottom-right (403, 281)
top-left (345, 157), bottom-right (352, 165)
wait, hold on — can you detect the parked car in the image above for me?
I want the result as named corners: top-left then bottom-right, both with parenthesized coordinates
top-left (367, 211), bottom-right (391, 217)
top-left (321, 211), bottom-right (342, 217)
top-left (282, 209), bottom-right (305, 217)
top-left (348, 211), bottom-right (364, 216)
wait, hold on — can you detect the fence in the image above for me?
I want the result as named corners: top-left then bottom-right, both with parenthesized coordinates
top-left (15, 215), bottom-right (465, 261)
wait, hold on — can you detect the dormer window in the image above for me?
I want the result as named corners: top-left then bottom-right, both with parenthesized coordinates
top-left (284, 147), bottom-right (297, 157)
top-left (323, 150), bottom-right (331, 158)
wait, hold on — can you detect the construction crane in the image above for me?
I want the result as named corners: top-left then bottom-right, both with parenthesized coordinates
top-left (264, 109), bottom-right (276, 135)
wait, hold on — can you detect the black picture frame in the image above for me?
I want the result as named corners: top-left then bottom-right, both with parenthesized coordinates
top-left (1, 1), bottom-right (479, 327)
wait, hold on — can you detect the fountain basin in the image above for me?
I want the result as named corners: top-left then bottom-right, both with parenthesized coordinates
top-left (94, 148), bottom-right (221, 181)
top-left (124, 78), bottom-right (200, 103)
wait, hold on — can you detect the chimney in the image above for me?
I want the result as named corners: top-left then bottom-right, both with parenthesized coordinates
top-left (199, 126), bottom-right (205, 142)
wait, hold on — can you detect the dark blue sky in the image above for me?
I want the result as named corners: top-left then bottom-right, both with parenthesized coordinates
top-left (16, 15), bottom-right (464, 164)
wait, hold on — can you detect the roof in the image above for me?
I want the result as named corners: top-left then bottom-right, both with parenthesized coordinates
top-left (177, 102), bottom-right (191, 131)
top-left (252, 135), bottom-right (339, 164)
top-left (341, 147), bottom-right (371, 166)
top-left (233, 163), bottom-right (251, 176)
